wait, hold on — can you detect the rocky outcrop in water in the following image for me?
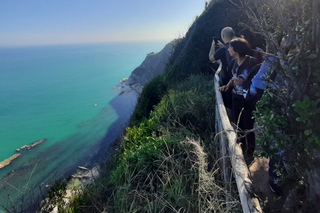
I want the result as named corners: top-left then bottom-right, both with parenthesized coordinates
top-left (16, 138), bottom-right (47, 152)
top-left (0, 154), bottom-right (21, 170)
top-left (127, 40), bottom-right (176, 93)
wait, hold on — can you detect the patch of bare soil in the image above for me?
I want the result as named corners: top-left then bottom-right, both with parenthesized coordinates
top-left (249, 157), bottom-right (282, 212)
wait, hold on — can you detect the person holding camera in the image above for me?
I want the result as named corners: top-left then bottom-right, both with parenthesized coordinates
top-left (209, 27), bottom-right (236, 118)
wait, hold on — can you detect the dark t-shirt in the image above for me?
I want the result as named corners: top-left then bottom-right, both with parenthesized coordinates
top-left (214, 43), bottom-right (233, 108)
top-left (230, 56), bottom-right (259, 95)
top-left (214, 44), bottom-right (233, 86)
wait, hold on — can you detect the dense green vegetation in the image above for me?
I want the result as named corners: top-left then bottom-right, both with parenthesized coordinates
top-left (38, 0), bottom-right (320, 212)
top-left (236, 0), bottom-right (320, 211)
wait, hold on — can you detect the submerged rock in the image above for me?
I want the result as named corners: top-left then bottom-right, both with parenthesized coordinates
top-left (0, 154), bottom-right (21, 170)
top-left (16, 138), bottom-right (47, 152)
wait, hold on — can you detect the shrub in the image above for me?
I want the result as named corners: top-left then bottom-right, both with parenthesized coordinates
top-left (155, 89), bottom-right (215, 138)
top-left (129, 76), bottom-right (167, 127)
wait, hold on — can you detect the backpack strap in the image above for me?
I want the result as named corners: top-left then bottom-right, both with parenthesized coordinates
top-left (242, 63), bottom-right (262, 90)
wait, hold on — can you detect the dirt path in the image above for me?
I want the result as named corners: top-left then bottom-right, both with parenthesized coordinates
top-left (249, 157), bottom-right (279, 211)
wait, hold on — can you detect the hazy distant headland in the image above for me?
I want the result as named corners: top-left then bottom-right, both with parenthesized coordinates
top-left (127, 40), bottom-right (177, 93)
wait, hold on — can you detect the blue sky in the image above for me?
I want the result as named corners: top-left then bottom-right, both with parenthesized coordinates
top-left (0, 0), bottom-right (208, 46)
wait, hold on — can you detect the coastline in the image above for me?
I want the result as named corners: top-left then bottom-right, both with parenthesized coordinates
top-left (52, 47), bottom-right (174, 202)
top-left (0, 40), bottom-right (169, 212)
top-left (86, 78), bottom-right (139, 164)
top-left (43, 79), bottom-right (139, 212)
top-left (0, 80), bottom-right (139, 211)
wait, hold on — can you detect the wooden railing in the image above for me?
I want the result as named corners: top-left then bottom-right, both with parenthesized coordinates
top-left (214, 65), bottom-right (262, 213)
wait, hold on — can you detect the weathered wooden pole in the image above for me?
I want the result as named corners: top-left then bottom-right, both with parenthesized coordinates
top-left (215, 64), bottom-right (262, 213)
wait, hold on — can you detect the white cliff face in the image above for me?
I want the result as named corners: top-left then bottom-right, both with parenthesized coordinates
top-left (127, 40), bottom-right (176, 93)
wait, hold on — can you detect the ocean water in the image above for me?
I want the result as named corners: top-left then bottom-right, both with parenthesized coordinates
top-left (0, 40), bottom-right (169, 210)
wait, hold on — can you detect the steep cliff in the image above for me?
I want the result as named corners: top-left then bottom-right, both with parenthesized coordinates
top-left (127, 40), bottom-right (176, 93)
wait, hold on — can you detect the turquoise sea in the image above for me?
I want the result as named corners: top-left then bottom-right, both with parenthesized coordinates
top-left (0, 40), bottom-right (169, 210)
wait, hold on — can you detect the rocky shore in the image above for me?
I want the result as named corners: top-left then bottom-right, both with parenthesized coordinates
top-left (111, 40), bottom-right (176, 97)
top-left (0, 154), bottom-right (21, 170)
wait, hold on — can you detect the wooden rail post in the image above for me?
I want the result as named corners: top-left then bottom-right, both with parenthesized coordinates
top-left (214, 64), bottom-right (262, 213)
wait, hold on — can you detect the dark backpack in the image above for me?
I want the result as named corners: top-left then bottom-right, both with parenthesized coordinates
top-left (242, 63), bottom-right (262, 91)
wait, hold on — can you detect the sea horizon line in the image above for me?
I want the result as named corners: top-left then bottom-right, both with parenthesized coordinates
top-left (0, 38), bottom-right (172, 49)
